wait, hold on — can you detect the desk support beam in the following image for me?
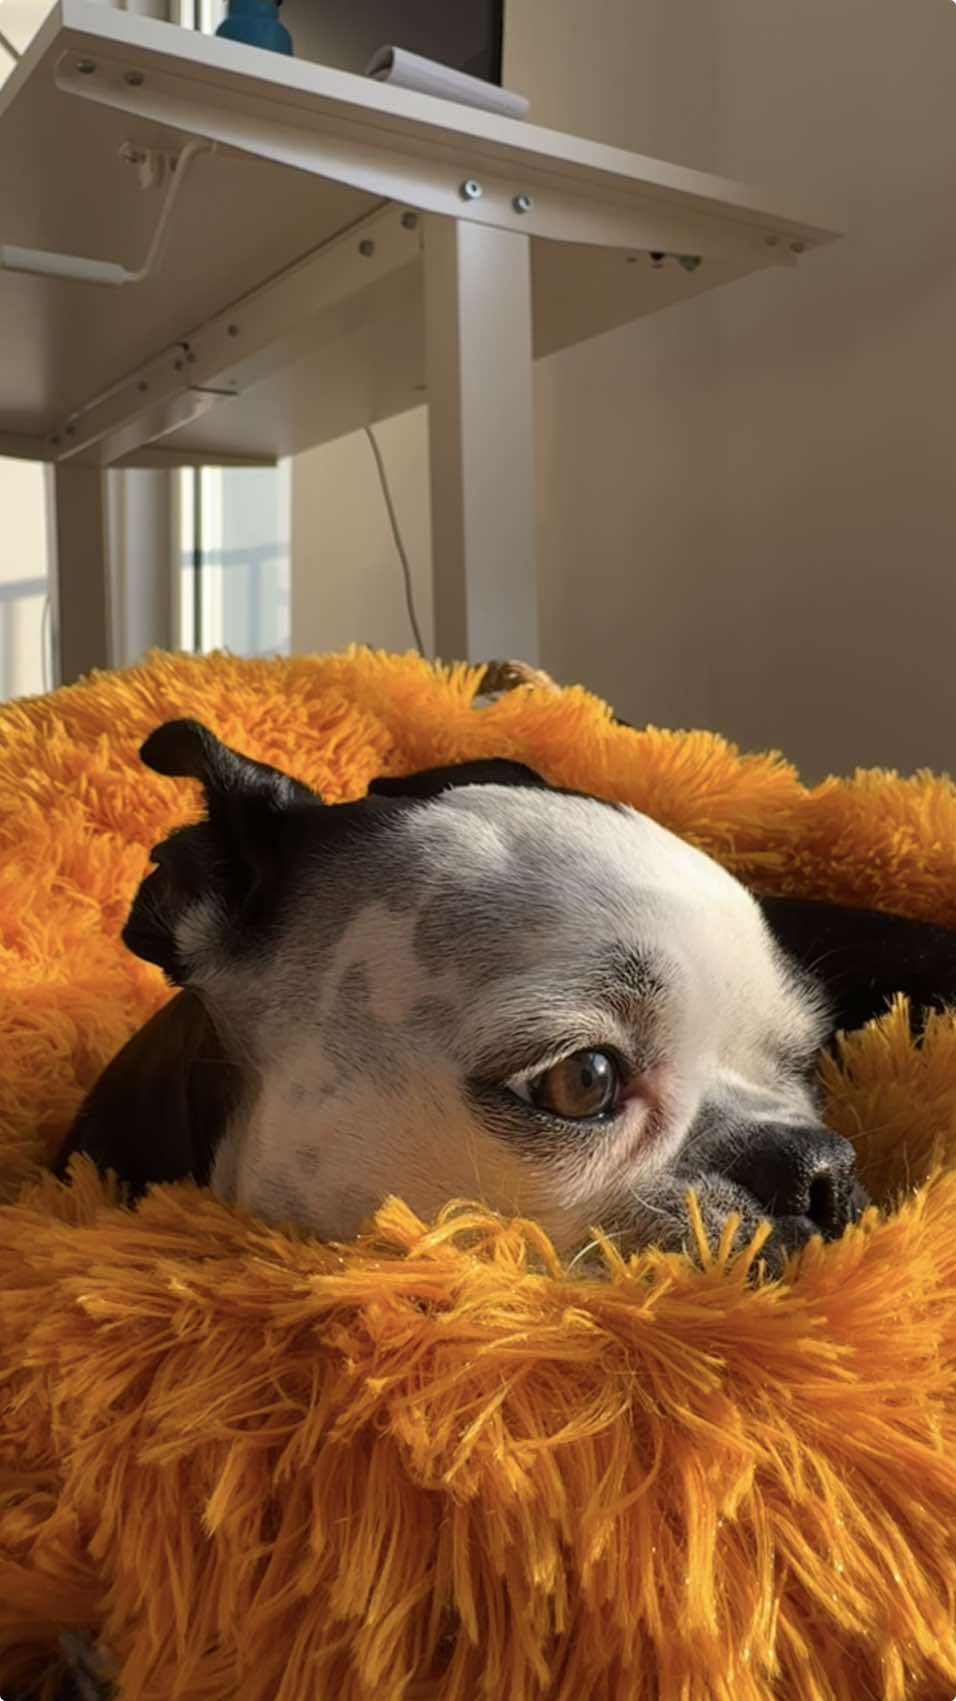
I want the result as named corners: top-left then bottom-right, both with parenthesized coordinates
top-left (51, 463), bottom-right (112, 685)
top-left (423, 217), bottom-right (538, 665)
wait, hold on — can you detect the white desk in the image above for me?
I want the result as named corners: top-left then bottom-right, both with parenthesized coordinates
top-left (0, 1), bottom-right (841, 678)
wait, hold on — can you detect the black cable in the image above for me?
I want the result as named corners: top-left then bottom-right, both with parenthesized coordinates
top-left (362, 425), bottom-right (426, 657)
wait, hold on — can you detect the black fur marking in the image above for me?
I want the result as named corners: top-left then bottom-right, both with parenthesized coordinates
top-left (55, 990), bottom-right (241, 1198)
top-left (125, 720), bottom-right (321, 982)
top-left (369, 758), bottom-right (551, 799)
top-left (760, 894), bottom-right (956, 1037)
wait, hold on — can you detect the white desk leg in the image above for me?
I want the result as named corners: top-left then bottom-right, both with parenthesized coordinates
top-left (423, 217), bottom-right (539, 665)
top-left (51, 463), bottom-right (112, 686)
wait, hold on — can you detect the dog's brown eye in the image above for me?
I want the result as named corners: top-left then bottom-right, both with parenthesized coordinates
top-left (529, 1050), bottom-right (619, 1120)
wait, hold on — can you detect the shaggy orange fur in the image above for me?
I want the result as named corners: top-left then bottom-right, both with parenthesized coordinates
top-left (0, 648), bottom-right (954, 1700)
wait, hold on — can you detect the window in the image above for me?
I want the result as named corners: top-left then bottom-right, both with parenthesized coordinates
top-left (177, 463), bottom-right (291, 656)
top-left (174, 0), bottom-right (291, 660)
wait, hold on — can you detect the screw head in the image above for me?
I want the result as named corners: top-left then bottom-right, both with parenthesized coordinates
top-left (358, 238), bottom-right (376, 257)
top-left (400, 210), bottom-right (419, 230)
top-left (124, 70), bottom-right (145, 88)
top-left (459, 179), bottom-right (483, 201)
top-left (227, 323), bottom-right (240, 337)
top-left (64, 424), bottom-right (76, 437)
top-left (174, 358), bottom-right (185, 371)
top-left (137, 381), bottom-right (149, 393)
top-left (512, 193), bottom-right (534, 215)
top-left (76, 59), bottom-right (97, 75)
top-left (765, 234), bottom-right (779, 247)
top-left (677, 255), bottom-right (702, 273)
top-left (789, 240), bottom-right (806, 255)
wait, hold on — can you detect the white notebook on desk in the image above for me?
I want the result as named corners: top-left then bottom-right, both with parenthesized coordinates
top-left (366, 45), bottom-right (530, 121)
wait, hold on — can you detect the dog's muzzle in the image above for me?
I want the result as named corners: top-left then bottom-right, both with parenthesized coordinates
top-left (722, 1123), bottom-right (868, 1252)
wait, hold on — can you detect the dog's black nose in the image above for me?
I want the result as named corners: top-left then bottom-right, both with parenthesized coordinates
top-left (727, 1125), bottom-right (864, 1241)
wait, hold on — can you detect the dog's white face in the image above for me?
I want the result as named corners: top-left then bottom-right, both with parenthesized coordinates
top-left (98, 724), bottom-right (864, 1272)
top-left (113, 723), bottom-right (861, 1270)
top-left (203, 784), bottom-right (831, 1260)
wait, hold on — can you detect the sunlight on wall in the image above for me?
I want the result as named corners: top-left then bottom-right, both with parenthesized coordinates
top-left (0, 458), bottom-right (50, 700)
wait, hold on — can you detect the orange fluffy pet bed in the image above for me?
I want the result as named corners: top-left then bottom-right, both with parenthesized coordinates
top-left (0, 648), bottom-right (955, 1701)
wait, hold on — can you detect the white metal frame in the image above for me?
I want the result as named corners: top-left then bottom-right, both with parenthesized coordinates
top-left (2, 1), bottom-right (841, 680)
top-left (424, 217), bottom-right (537, 662)
top-left (51, 44), bottom-right (816, 258)
top-left (50, 462), bottom-right (112, 679)
top-left (49, 0), bottom-right (180, 682)
top-left (53, 204), bottom-right (421, 466)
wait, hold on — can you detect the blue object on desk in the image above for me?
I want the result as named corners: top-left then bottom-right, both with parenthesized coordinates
top-left (215, 0), bottom-right (293, 56)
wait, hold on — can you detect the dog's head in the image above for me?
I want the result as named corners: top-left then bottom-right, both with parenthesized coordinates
top-left (115, 719), bottom-right (862, 1269)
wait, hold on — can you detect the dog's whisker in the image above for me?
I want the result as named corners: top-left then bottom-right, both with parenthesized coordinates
top-left (566, 1237), bottom-right (606, 1272)
top-left (627, 1190), bottom-right (681, 1225)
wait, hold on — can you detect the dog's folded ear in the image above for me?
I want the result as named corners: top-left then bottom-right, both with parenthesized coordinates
top-left (139, 718), bottom-right (316, 807)
top-left (56, 989), bottom-right (239, 1195)
top-left (761, 893), bottom-right (956, 1036)
top-left (369, 758), bottom-right (551, 799)
top-left (124, 719), bottom-right (319, 983)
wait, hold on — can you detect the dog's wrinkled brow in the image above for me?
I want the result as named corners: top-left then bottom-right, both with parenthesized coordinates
top-left (453, 951), bottom-right (669, 1082)
top-left (576, 946), bottom-right (669, 1021)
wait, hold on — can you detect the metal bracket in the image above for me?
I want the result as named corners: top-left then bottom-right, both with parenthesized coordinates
top-left (118, 139), bottom-right (181, 188)
top-left (49, 201), bottom-right (420, 464)
top-left (0, 136), bottom-right (212, 286)
top-left (53, 48), bottom-right (803, 264)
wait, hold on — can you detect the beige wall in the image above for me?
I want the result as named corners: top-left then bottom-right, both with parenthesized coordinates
top-left (292, 414), bottom-right (434, 661)
top-left (292, 0), bottom-right (956, 780)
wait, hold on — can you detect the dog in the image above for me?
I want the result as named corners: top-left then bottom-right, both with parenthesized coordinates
top-left (65, 715), bottom-right (956, 1277)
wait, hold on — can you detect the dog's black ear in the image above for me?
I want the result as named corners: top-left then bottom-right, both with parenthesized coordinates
top-left (139, 718), bottom-right (315, 807)
top-left (369, 758), bottom-right (552, 800)
top-left (56, 989), bottom-right (240, 1196)
top-left (124, 719), bottom-right (318, 983)
top-left (761, 894), bottom-right (956, 1036)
